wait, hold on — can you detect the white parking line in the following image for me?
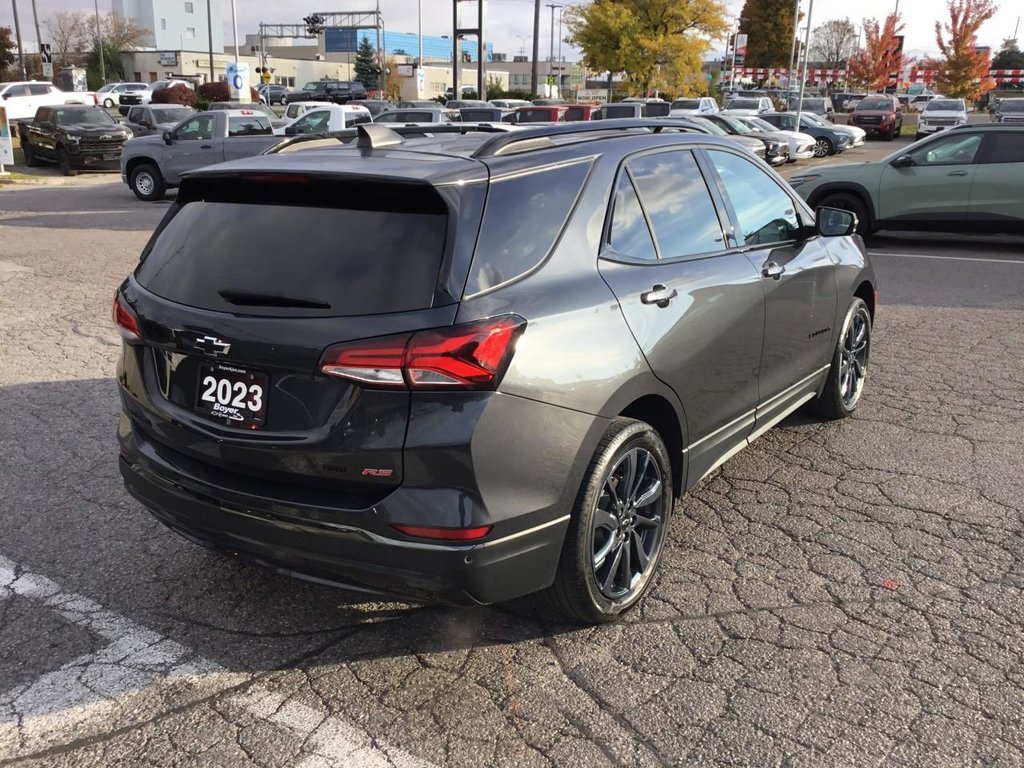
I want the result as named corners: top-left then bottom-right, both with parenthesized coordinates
top-left (0, 554), bottom-right (434, 766)
top-left (869, 251), bottom-right (1024, 265)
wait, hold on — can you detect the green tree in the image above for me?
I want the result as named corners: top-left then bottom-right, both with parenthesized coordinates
top-left (992, 38), bottom-right (1024, 69)
top-left (86, 39), bottom-right (127, 89)
top-left (565, 0), bottom-right (728, 96)
top-left (0, 26), bottom-right (16, 77)
top-left (737, 0), bottom-right (799, 67)
top-left (354, 36), bottom-right (379, 89)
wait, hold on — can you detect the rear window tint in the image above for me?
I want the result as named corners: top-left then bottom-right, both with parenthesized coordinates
top-left (136, 196), bottom-right (448, 317)
top-left (228, 116), bottom-right (272, 136)
top-left (466, 161), bottom-right (591, 295)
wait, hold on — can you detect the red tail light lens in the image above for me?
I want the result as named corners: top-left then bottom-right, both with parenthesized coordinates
top-left (112, 293), bottom-right (142, 341)
top-left (319, 316), bottom-right (525, 390)
top-left (391, 524), bottom-right (492, 541)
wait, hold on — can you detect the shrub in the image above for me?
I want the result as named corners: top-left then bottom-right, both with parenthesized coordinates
top-left (195, 80), bottom-right (261, 110)
top-left (151, 83), bottom-right (197, 108)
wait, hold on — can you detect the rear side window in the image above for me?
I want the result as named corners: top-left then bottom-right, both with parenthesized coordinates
top-left (608, 173), bottom-right (657, 261)
top-left (466, 160), bottom-right (591, 295)
top-left (228, 116), bottom-right (272, 136)
top-left (29, 84), bottom-right (52, 95)
top-left (984, 132), bottom-right (1024, 163)
top-left (136, 183), bottom-right (449, 317)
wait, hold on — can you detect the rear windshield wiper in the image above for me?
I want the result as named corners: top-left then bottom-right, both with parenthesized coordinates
top-left (217, 289), bottom-right (331, 309)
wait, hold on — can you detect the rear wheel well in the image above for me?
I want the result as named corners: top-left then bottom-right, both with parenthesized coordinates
top-left (619, 396), bottom-right (684, 497)
top-left (854, 280), bottom-right (875, 318)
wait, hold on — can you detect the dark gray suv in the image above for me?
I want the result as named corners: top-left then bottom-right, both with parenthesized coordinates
top-left (115, 121), bottom-right (877, 622)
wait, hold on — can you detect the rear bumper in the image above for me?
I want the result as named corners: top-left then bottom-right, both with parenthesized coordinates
top-left (121, 453), bottom-right (569, 606)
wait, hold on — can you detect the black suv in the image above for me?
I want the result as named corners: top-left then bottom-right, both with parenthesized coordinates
top-left (282, 80), bottom-right (368, 105)
top-left (20, 105), bottom-right (133, 175)
top-left (115, 121), bottom-right (876, 622)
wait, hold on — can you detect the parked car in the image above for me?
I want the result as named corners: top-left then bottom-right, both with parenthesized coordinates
top-left (282, 80), bottom-right (368, 105)
top-left (257, 84), bottom-right (288, 106)
top-left (516, 105), bottom-right (568, 123)
top-left (114, 119), bottom-right (876, 623)
top-left (397, 100), bottom-right (442, 109)
top-left (276, 104), bottom-right (371, 136)
top-left (848, 94), bottom-right (903, 140)
top-left (667, 116), bottom-right (768, 161)
top-left (123, 105), bottom-right (198, 137)
top-left (19, 105), bottom-right (132, 175)
top-left (445, 99), bottom-right (492, 110)
top-left (842, 94), bottom-right (867, 112)
top-left (789, 125), bottom-right (1024, 235)
top-left (669, 97), bottom-right (719, 116)
top-left (722, 97), bottom-right (775, 116)
top-left (992, 97), bottom-right (1024, 123)
top-left (532, 98), bottom-right (566, 106)
top-left (564, 104), bottom-right (600, 122)
top-left (731, 115), bottom-right (817, 161)
top-left (118, 80), bottom-right (194, 114)
top-left (207, 101), bottom-right (289, 130)
top-left (759, 112), bottom-right (853, 157)
top-left (908, 94), bottom-right (938, 112)
top-left (373, 108), bottom-right (460, 124)
top-left (600, 102), bottom-right (671, 119)
top-left (694, 114), bottom-right (789, 165)
top-left (459, 107), bottom-right (515, 123)
top-left (490, 99), bottom-right (532, 109)
top-left (359, 99), bottom-right (395, 117)
top-left (0, 81), bottom-right (93, 122)
top-left (283, 100), bottom-right (335, 120)
top-left (120, 109), bottom-right (282, 201)
top-left (786, 96), bottom-right (835, 120)
top-left (916, 98), bottom-right (969, 140)
top-left (96, 82), bottom-right (149, 109)
top-left (800, 112), bottom-right (866, 147)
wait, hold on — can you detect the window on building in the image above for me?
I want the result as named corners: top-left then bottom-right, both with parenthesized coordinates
top-left (160, 18), bottom-right (166, 30)
top-left (148, 72), bottom-right (158, 81)
top-left (186, 27), bottom-right (196, 38)
top-left (184, 1), bottom-right (193, 12)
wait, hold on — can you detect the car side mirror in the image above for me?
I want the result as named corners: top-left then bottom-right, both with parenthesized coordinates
top-left (891, 154), bottom-right (915, 168)
top-left (162, 131), bottom-right (173, 145)
top-left (284, 125), bottom-right (297, 135)
top-left (816, 206), bottom-right (858, 238)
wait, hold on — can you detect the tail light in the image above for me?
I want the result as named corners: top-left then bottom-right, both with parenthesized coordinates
top-left (319, 316), bottom-right (525, 391)
top-left (391, 523), bottom-right (492, 541)
top-left (112, 292), bottom-right (142, 341)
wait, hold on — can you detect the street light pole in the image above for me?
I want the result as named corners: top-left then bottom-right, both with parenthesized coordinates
top-left (207, 0), bottom-right (215, 82)
top-left (788, 0), bottom-right (800, 91)
top-left (29, 0), bottom-right (42, 71)
top-left (93, 0), bottom-right (105, 84)
top-left (795, 0), bottom-right (814, 128)
top-left (547, 3), bottom-right (557, 86)
top-left (530, 0), bottom-right (540, 97)
top-left (10, 0), bottom-right (27, 79)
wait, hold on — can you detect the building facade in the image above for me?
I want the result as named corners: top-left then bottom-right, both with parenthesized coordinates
top-left (113, 0), bottom-right (225, 53)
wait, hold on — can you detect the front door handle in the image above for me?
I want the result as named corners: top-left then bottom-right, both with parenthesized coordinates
top-left (947, 170), bottom-right (968, 177)
top-left (640, 284), bottom-right (678, 308)
top-left (762, 261), bottom-right (786, 279)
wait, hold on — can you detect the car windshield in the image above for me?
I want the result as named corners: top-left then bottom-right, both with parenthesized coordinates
top-left (745, 117), bottom-right (776, 132)
top-left (926, 99), bottom-right (965, 111)
top-left (998, 100), bottom-right (1024, 112)
top-left (857, 98), bottom-right (892, 110)
top-left (691, 117), bottom-right (728, 136)
top-left (801, 99), bottom-right (825, 110)
top-left (97, 84), bottom-right (117, 93)
top-left (54, 108), bottom-right (115, 125)
top-left (728, 99), bottom-right (760, 110)
top-left (719, 115), bottom-right (753, 133)
top-left (801, 113), bottom-right (829, 126)
top-left (152, 107), bottom-right (195, 123)
top-left (671, 99), bottom-right (701, 109)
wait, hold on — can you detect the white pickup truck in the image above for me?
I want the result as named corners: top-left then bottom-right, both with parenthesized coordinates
top-left (275, 103), bottom-right (372, 136)
top-left (120, 108), bottom-right (283, 201)
top-left (0, 81), bottom-right (94, 122)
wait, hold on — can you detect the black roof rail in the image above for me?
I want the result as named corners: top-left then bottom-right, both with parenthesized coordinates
top-left (264, 123), bottom-right (516, 155)
top-left (471, 118), bottom-right (702, 158)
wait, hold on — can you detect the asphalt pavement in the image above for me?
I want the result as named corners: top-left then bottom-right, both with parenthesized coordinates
top-left (0, 154), bottom-right (1022, 767)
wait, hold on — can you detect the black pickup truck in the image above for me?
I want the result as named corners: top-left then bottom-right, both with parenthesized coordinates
top-left (19, 105), bottom-right (133, 175)
top-left (281, 79), bottom-right (368, 105)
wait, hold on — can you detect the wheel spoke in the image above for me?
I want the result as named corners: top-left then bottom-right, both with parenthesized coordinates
top-left (593, 533), bottom-right (616, 570)
top-left (853, 358), bottom-right (865, 379)
top-left (627, 451), bottom-right (651, 505)
top-left (603, 476), bottom-right (623, 509)
top-left (619, 535), bottom-right (632, 587)
top-left (594, 507), bottom-right (619, 532)
top-left (632, 531), bottom-right (650, 573)
top-left (635, 513), bottom-right (661, 529)
top-left (601, 543), bottom-right (624, 594)
top-left (633, 478), bottom-right (662, 510)
top-left (620, 450), bottom-right (638, 507)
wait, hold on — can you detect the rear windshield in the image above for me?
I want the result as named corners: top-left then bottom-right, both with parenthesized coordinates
top-left (136, 188), bottom-right (448, 316)
top-left (671, 99), bottom-right (701, 109)
top-left (602, 105), bottom-right (640, 118)
top-left (517, 108), bottom-right (559, 122)
top-left (999, 100), bottom-right (1024, 112)
top-left (728, 99), bottom-right (760, 109)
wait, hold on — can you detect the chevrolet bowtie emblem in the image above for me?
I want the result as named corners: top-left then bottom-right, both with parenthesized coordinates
top-left (193, 335), bottom-right (231, 356)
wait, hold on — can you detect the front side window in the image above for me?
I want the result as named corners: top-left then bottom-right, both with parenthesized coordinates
top-left (175, 115), bottom-right (215, 140)
top-left (291, 110), bottom-right (330, 133)
top-left (908, 133), bottom-right (982, 165)
top-left (709, 149), bottom-right (800, 246)
top-left (625, 151), bottom-right (725, 259)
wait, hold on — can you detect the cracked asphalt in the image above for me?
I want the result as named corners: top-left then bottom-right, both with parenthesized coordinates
top-left (0, 163), bottom-right (1022, 767)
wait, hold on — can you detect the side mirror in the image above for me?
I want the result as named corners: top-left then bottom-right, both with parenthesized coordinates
top-left (284, 125), bottom-right (297, 135)
top-left (816, 206), bottom-right (858, 238)
top-left (891, 154), bottom-right (915, 168)
top-left (162, 131), bottom-right (173, 145)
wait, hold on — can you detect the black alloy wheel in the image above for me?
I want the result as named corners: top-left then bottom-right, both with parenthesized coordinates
top-left (810, 297), bottom-right (872, 419)
top-left (57, 148), bottom-right (76, 177)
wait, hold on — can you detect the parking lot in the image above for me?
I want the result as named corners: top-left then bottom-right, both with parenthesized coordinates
top-left (1, 136), bottom-right (1022, 767)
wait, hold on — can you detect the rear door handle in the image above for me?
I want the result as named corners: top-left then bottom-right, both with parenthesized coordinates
top-left (640, 284), bottom-right (678, 308)
top-left (947, 170), bottom-right (968, 176)
top-left (200, 144), bottom-right (213, 149)
top-left (762, 261), bottom-right (786, 279)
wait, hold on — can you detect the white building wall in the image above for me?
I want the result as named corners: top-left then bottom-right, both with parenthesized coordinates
top-left (114, 0), bottom-right (224, 54)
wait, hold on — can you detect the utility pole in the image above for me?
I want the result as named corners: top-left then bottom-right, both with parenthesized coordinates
top-left (230, 0), bottom-right (239, 61)
top-left (29, 0), bottom-right (41, 70)
top-left (207, 0), bottom-right (215, 82)
top-left (93, 0), bottom-right (105, 84)
top-left (795, 0), bottom-right (814, 128)
top-left (547, 3), bottom-right (557, 83)
top-left (530, 0), bottom-right (541, 97)
top-left (10, 0), bottom-right (27, 79)
top-left (788, 0), bottom-right (800, 92)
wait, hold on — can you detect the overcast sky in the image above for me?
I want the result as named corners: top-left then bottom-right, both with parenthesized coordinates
top-left (2, 0), bottom-right (1021, 62)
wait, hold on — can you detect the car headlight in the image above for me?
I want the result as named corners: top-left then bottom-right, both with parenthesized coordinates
top-left (788, 174), bottom-right (820, 189)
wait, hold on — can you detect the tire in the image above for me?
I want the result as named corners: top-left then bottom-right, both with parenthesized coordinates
top-left (22, 140), bottom-right (40, 167)
top-left (129, 163), bottom-right (166, 201)
top-left (915, 133), bottom-right (924, 141)
top-left (543, 418), bottom-right (673, 623)
top-left (817, 192), bottom-right (870, 237)
top-left (810, 298), bottom-right (872, 420)
top-left (57, 148), bottom-right (77, 177)
top-left (813, 137), bottom-right (833, 157)
top-left (103, 97), bottom-right (115, 108)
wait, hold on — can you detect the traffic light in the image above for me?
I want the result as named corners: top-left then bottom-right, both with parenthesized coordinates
top-left (303, 14), bottom-right (325, 36)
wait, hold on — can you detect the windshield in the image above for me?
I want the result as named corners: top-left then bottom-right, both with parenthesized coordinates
top-left (151, 107), bottom-right (195, 123)
top-left (926, 99), bottom-right (965, 111)
top-left (745, 117), bottom-right (776, 132)
top-left (55, 108), bottom-right (116, 125)
top-left (800, 99), bottom-right (825, 109)
top-left (998, 99), bottom-right (1024, 112)
top-left (802, 113), bottom-right (829, 126)
top-left (691, 117), bottom-right (728, 136)
top-left (671, 99), bottom-right (701, 110)
top-left (728, 99), bottom-right (760, 110)
top-left (718, 115), bottom-right (752, 133)
top-left (857, 98), bottom-right (893, 110)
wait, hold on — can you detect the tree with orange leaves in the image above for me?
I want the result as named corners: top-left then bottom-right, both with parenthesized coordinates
top-left (926, 0), bottom-right (997, 100)
top-left (847, 14), bottom-right (904, 91)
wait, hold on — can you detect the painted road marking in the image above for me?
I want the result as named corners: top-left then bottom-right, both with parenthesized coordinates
top-left (869, 251), bottom-right (1024, 265)
top-left (0, 554), bottom-right (434, 766)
